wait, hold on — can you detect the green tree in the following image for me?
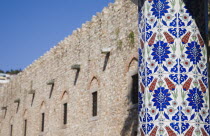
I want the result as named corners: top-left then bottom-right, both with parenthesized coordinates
top-left (6, 69), bottom-right (22, 75)
top-left (0, 70), bottom-right (4, 73)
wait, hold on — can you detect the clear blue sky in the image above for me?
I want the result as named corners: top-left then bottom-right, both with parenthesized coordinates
top-left (0, 0), bottom-right (114, 72)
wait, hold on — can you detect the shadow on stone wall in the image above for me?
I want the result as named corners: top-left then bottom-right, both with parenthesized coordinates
top-left (121, 80), bottom-right (138, 136)
top-left (120, 105), bottom-right (138, 136)
top-left (131, 0), bottom-right (138, 5)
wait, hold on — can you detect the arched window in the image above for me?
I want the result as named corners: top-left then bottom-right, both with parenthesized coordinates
top-left (88, 76), bottom-right (100, 118)
top-left (131, 74), bottom-right (138, 104)
top-left (23, 109), bottom-right (28, 136)
top-left (60, 91), bottom-right (69, 127)
top-left (39, 101), bottom-right (46, 133)
top-left (126, 56), bottom-right (138, 105)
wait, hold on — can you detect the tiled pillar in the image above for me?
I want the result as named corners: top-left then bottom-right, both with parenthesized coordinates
top-left (138, 0), bottom-right (210, 135)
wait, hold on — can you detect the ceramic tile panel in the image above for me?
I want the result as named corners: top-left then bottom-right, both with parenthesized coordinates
top-left (138, 0), bottom-right (209, 135)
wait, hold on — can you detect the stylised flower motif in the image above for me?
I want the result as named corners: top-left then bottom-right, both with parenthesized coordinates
top-left (167, 107), bottom-right (175, 115)
top-left (182, 60), bottom-right (190, 67)
top-left (182, 14), bottom-right (189, 21)
top-left (149, 108), bottom-right (157, 115)
top-left (199, 62), bottom-right (205, 69)
top-left (199, 79), bottom-right (206, 93)
top-left (180, 54), bottom-right (185, 59)
top-left (149, 78), bottom-right (158, 92)
top-left (164, 78), bottom-right (175, 91)
top-left (158, 127), bottom-right (165, 134)
top-left (197, 34), bottom-right (205, 47)
top-left (151, 0), bottom-right (170, 19)
top-left (167, 125), bottom-right (179, 135)
top-left (165, 14), bottom-right (173, 21)
top-left (152, 87), bottom-right (172, 111)
top-left (193, 80), bottom-right (199, 86)
top-left (148, 17), bottom-right (156, 24)
top-left (171, 54), bottom-right (176, 59)
top-left (148, 33), bottom-right (157, 47)
top-left (202, 57), bottom-right (206, 62)
top-left (170, 8), bottom-right (175, 14)
top-left (150, 126), bottom-right (158, 136)
top-left (183, 78), bottom-right (193, 91)
top-left (185, 41), bottom-right (202, 64)
top-left (147, 12), bottom-right (152, 17)
top-left (140, 111), bottom-right (145, 117)
top-left (158, 79), bottom-right (164, 86)
top-left (201, 109), bottom-right (207, 116)
top-left (187, 88), bottom-right (204, 112)
top-left (184, 126), bottom-right (195, 136)
top-left (179, 8), bottom-right (185, 13)
top-left (182, 101), bottom-right (187, 107)
top-left (148, 102), bottom-right (153, 108)
top-left (163, 32), bottom-right (174, 44)
top-left (148, 61), bottom-right (156, 69)
top-left (184, 107), bottom-right (192, 115)
top-left (172, 101), bottom-right (178, 107)
top-left (157, 33), bottom-right (163, 39)
top-left (195, 129), bottom-right (201, 135)
top-left (182, 32), bottom-right (191, 44)
top-left (192, 34), bottom-right (197, 39)
top-left (152, 41), bottom-right (171, 64)
top-left (139, 63), bottom-right (144, 69)
top-left (166, 59), bottom-right (174, 67)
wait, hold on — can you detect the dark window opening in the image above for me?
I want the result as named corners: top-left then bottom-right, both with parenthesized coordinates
top-left (10, 125), bottom-right (13, 136)
top-left (4, 108), bottom-right (7, 118)
top-left (24, 120), bottom-right (27, 136)
top-left (92, 92), bottom-right (97, 117)
top-left (103, 52), bottom-right (110, 71)
top-left (63, 103), bottom-right (67, 125)
top-left (131, 74), bottom-right (138, 104)
top-left (31, 93), bottom-right (35, 107)
top-left (16, 102), bottom-right (20, 113)
top-left (41, 113), bottom-right (45, 132)
top-left (49, 84), bottom-right (54, 99)
top-left (74, 70), bottom-right (80, 86)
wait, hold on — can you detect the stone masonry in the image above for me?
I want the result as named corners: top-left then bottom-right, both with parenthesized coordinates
top-left (0, 0), bottom-right (139, 136)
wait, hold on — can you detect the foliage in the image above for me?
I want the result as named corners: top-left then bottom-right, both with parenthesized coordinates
top-left (0, 70), bottom-right (4, 73)
top-left (128, 31), bottom-right (135, 47)
top-left (117, 40), bottom-right (123, 50)
top-left (0, 69), bottom-right (22, 74)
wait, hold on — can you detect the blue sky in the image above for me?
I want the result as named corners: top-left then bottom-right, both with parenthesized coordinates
top-left (0, 0), bottom-right (114, 71)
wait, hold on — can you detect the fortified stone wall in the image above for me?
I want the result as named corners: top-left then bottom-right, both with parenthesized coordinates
top-left (0, 0), bottom-right (139, 136)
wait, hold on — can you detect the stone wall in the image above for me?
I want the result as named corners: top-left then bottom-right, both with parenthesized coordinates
top-left (0, 0), bottom-right (139, 136)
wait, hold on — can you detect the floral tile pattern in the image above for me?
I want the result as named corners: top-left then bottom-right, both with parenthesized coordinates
top-left (138, 0), bottom-right (209, 135)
